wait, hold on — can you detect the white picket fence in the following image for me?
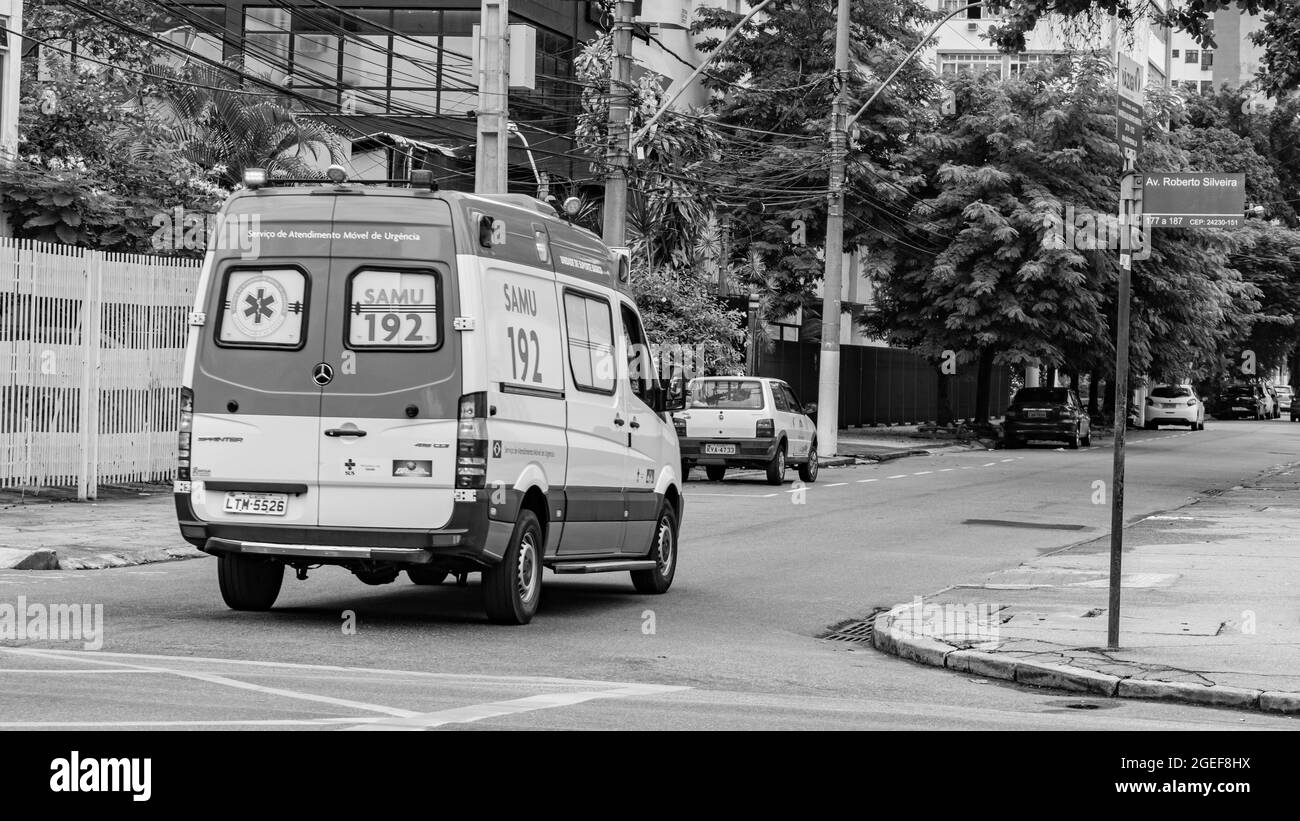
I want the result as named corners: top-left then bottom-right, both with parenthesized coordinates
top-left (0, 238), bottom-right (201, 497)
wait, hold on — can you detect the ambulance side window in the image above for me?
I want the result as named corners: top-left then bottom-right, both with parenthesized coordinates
top-left (563, 291), bottom-right (615, 394)
top-left (620, 303), bottom-right (655, 403)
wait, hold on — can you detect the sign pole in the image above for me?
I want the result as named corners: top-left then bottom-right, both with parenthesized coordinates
top-left (1108, 155), bottom-right (1137, 650)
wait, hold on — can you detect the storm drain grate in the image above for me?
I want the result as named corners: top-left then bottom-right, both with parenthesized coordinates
top-left (819, 608), bottom-right (890, 644)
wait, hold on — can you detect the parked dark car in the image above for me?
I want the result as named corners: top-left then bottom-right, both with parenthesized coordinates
top-left (1003, 387), bottom-right (1091, 449)
top-left (1208, 385), bottom-right (1271, 420)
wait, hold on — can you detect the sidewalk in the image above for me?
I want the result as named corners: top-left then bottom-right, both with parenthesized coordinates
top-left (0, 485), bottom-right (201, 570)
top-left (832, 426), bottom-right (990, 463)
top-left (872, 463), bottom-right (1300, 714)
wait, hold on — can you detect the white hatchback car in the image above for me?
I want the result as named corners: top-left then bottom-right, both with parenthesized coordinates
top-left (673, 377), bottom-right (818, 485)
top-left (1143, 384), bottom-right (1205, 430)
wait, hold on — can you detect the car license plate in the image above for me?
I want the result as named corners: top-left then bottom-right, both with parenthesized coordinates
top-left (223, 492), bottom-right (288, 516)
top-left (1232, 406), bottom-right (1247, 412)
top-left (703, 444), bottom-right (736, 455)
top-left (1027, 410), bottom-right (1046, 418)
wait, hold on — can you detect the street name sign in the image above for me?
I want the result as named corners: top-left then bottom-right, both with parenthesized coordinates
top-left (1115, 53), bottom-right (1144, 159)
top-left (1141, 172), bottom-right (1246, 227)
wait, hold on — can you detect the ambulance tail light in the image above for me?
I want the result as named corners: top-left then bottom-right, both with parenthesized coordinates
top-left (456, 392), bottom-right (488, 489)
top-left (177, 387), bottom-right (194, 481)
top-left (756, 418), bottom-right (774, 438)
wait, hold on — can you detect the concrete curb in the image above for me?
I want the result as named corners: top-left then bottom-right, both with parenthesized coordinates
top-left (873, 605), bottom-right (1299, 715)
top-left (0, 545), bottom-right (205, 571)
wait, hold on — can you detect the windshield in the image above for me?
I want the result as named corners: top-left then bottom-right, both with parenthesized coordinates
top-left (1012, 387), bottom-right (1069, 405)
top-left (1150, 386), bottom-right (1193, 399)
top-left (689, 379), bottom-right (765, 410)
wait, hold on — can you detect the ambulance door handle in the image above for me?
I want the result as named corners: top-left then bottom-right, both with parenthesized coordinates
top-left (629, 418), bottom-right (641, 429)
top-left (325, 428), bottom-right (368, 438)
top-left (613, 415), bottom-right (626, 427)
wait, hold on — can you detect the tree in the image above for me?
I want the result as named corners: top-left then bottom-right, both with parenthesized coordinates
top-left (989, 1), bottom-right (1300, 96)
top-left (575, 32), bottom-right (747, 375)
top-left (691, 0), bottom-right (938, 321)
top-left (862, 57), bottom-right (1117, 423)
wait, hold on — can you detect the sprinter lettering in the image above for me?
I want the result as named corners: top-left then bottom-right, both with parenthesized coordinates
top-left (504, 284), bottom-right (538, 316)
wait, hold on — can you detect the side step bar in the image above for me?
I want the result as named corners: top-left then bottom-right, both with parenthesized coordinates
top-left (549, 559), bottom-right (657, 574)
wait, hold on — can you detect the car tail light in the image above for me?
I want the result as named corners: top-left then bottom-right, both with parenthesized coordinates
top-left (1145, 397), bottom-right (1154, 406)
top-left (673, 416), bottom-right (687, 436)
top-left (756, 418), bottom-right (774, 438)
top-left (1187, 398), bottom-right (1197, 406)
top-left (177, 387), bottom-right (193, 481)
top-left (456, 392), bottom-right (488, 489)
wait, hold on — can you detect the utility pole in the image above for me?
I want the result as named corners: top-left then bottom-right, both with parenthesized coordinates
top-left (602, 0), bottom-right (635, 247)
top-left (1108, 157), bottom-right (1139, 649)
top-left (475, 0), bottom-right (510, 194)
top-left (814, 0), bottom-right (851, 458)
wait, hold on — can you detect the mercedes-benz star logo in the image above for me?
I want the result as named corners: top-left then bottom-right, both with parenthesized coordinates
top-left (312, 363), bottom-right (334, 386)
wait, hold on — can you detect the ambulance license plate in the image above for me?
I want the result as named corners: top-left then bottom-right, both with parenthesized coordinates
top-left (703, 444), bottom-right (736, 455)
top-left (223, 492), bottom-right (288, 516)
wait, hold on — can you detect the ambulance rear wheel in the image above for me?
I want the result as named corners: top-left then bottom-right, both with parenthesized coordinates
top-left (217, 554), bottom-right (283, 611)
top-left (482, 510), bottom-right (543, 625)
top-left (407, 567), bottom-right (449, 586)
top-left (631, 506), bottom-right (677, 594)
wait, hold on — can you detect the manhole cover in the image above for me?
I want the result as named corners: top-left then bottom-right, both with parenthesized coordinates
top-left (819, 608), bottom-right (889, 644)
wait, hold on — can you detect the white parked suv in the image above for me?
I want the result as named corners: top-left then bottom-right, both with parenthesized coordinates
top-left (673, 377), bottom-right (818, 485)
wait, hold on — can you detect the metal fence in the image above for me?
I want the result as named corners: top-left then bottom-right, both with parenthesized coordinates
top-left (0, 238), bottom-right (200, 497)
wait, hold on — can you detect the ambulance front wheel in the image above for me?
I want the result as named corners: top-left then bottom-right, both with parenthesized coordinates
top-left (631, 506), bottom-right (677, 594)
top-left (482, 510), bottom-right (543, 625)
top-left (217, 554), bottom-right (284, 611)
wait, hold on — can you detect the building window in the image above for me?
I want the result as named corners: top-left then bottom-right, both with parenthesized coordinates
top-left (238, 7), bottom-right (572, 121)
top-left (1009, 52), bottom-right (1062, 76)
top-left (1200, 80), bottom-right (1213, 94)
top-left (1185, 49), bottom-right (1198, 64)
top-left (1201, 51), bottom-right (1213, 69)
top-left (938, 52), bottom-right (1003, 78)
top-left (1171, 49), bottom-right (1179, 58)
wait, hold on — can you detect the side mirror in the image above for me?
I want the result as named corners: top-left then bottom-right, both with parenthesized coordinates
top-left (663, 371), bottom-right (687, 413)
top-left (802, 403), bottom-right (817, 415)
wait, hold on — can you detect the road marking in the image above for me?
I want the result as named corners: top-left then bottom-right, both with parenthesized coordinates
top-left (856, 478), bottom-right (877, 483)
top-left (887, 474), bottom-right (906, 479)
top-left (343, 683), bottom-right (689, 731)
top-left (0, 718), bottom-right (371, 728)
top-left (940, 468), bottom-right (954, 472)
top-left (1000, 458), bottom-right (1014, 463)
top-left (689, 492), bottom-right (780, 498)
top-left (1, 647), bottom-right (419, 717)
top-left (912, 471), bottom-right (932, 475)
top-left (982, 462), bottom-right (996, 467)
top-left (825, 482), bottom-right (847, 487)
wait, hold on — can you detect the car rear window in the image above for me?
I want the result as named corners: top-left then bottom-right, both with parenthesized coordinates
top-left (689, 379), bottom-right (765, 410)
top-left (1012, 388), bottom-right (1069, 404)
top-left (1151, 386), bottom-right (1193, 398)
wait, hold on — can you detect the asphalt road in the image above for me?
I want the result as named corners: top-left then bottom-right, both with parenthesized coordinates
top-left (3, 420), bottom-right (1299, 730)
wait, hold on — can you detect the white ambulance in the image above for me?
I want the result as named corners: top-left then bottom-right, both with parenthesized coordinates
top-left (175, 169), bottom-right (685, 624)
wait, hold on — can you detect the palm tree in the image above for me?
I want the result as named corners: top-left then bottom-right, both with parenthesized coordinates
top-left (135, 62), bottom-right (347, 187)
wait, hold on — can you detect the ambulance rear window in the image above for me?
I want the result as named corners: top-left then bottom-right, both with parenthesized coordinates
top-left (217, 268), bottom-right (307, 349)
top-left (346, 268), bottom-right (441, 350)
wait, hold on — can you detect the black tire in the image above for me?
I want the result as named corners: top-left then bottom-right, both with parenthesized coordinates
top-left (217, 554), bottom-right (283, 611)
top-left (482, 510), bottom-right (543, 625)
top-left (1144, 420), bottom-right (1156, 430)
top-left (680, 460), bottom-right (691, 482)
top-left (1082, 431), bottom-right (1091, 447)
top-left (705, 465), bottom-right (727, 482)
top-left (1068, 426), bottom-right (1081, 449)
top-left (798, 440), bottom-right (819, 483)
top-left (407, 567), bottom-right (449, 586)
top-left (765, 444), bottom-right (787, 485)
top-left (1004, 437), bottom-right (1020, 450)
top-left (631, 505), bottom-right (678, 594)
